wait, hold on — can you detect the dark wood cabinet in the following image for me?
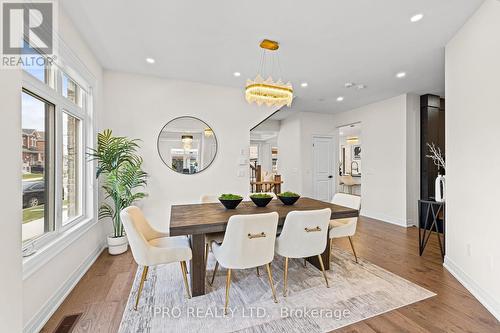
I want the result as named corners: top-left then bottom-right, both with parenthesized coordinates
top-left (420, 94), bottom-right (445, 200)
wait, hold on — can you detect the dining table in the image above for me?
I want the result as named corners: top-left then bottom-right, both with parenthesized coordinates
top-left (169, 197), bottom-right (359, 297)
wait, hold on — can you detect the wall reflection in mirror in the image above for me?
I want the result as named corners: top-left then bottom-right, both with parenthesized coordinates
top-left (157, 117), bottom-right (217, 174)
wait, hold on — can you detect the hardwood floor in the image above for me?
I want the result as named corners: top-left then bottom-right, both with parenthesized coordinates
top-left (42, 216), bottom-right (500, 333)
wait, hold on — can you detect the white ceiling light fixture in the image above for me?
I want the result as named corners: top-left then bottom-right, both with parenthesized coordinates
top-left (410, 13), bottom-right (424, 23)
top-left (344, 82), bottom-right (354, 88)
top-left (396, 72), bottom-right (407, 78)
top-left (145, 57), bottom-right (155, 64)
top-left (336, 96), bottom-right (344, 102)
top-left (356, 84), bottom-right (366, 89)
top-left (233, 72), bottom-right (241, 77)
top-left (300, 82), bottom-right (308, 88)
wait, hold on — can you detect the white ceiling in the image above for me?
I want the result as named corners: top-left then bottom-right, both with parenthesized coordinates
top-left (61, 0), bottom-right (484, 113)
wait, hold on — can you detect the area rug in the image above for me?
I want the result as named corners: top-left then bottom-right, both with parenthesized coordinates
top-left (118, 248), bottom-right (435, 332)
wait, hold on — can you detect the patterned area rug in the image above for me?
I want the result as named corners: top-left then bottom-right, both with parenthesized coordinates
top-left (119, 248), bottom-right (435, 332)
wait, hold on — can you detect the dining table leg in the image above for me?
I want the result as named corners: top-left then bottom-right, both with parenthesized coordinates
top-left (189, 233), bottom-right (206, 297)
top-left (306, 235), bottom-right (331, 270)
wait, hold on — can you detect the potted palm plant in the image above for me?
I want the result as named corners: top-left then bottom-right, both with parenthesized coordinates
top-left (88, 129), bottom-right (148, 255)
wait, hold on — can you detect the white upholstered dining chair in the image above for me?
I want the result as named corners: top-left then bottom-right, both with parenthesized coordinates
top-left (200, 195), bottom-right (225, 274)
top-left (275, 208), bottom-right (331, 296)
top-left (329, 193), bottom-right (362, 262)
top-left (209, 212), bottom-right (279, 314)
top-left (120, 206), bottom-right (192, 310)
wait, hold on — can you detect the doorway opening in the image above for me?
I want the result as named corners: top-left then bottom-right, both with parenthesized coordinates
top-left (337, 123), bottom-right (362, 196)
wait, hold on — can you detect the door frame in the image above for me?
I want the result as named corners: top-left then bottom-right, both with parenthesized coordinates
top-left (312, 135), bottom-right (335, 201)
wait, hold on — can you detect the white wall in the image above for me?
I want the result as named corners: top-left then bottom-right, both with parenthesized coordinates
top-left (22, 5), bottom-right (106, 332)
top-left (405, 94), bottom-right (420, 226)
top-left (102, 71), bottom-right (276, 230)
top-left (0, 68), bottom-right (23, 333)
top-left (444, 0), bottom-right (500, 320)
top-left (276, 113), bottom-right (302, 193)
top-left (331, 94), bottom-right (419, 226)
top-left (275, 95), bottom-right (419, 227)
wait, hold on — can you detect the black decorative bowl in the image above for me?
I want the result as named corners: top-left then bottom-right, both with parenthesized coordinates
top-left (219, 198), bottom-right (243, 209)
top-left (277, 195), bottom-right (300, 206)
top-left (250, 196), bottom-right (273, 207)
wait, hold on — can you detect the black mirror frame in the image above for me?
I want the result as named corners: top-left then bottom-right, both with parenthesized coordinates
top-left (156, 116), bottom-right (218, 175)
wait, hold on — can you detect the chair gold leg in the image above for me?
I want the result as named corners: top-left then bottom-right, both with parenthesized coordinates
top-left (303, 258), bottom-right (307, 267)
top-left (180, 261), bottom-right (191, 299)
top-left (348, 236), bottom-right (358, 263)
top-left (256, 266), bottom-right (260, 276)
top-left (209, 261), bottom-right (219, 286)
top-left (134, 266), bottom-right (148, 310)
top-left (265, 263), bottom-right (278, 303)
top-left (317, 255), bottom-right (329, 288)
top-left (330, 238), bottom-right (334, 254)
top-left (224, 269), bottom-right (232, 315)
top-left (283, 257), bottom-right (289, 297)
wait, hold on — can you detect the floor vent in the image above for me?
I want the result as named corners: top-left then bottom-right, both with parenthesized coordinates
top-left (53, 313), bottom-right (82, 333)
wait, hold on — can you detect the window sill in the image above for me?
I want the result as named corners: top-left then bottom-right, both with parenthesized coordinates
top-left (23, 217), bottom-right (101, 280)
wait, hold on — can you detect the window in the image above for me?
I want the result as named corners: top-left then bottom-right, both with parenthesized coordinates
top-left (62, 73), bottom-right (83, 106)
top-left (21, 91), bottom-right (54, 242)
top-left (62, 112), bottom-right (82, 225)
top-left (21, 42), bottom-right (56, 88)
top-left (21, 53), bottom-right (92, 249)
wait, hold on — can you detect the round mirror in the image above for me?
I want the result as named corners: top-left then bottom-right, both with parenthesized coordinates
top-left (157, 116), bottom-right (218, 174)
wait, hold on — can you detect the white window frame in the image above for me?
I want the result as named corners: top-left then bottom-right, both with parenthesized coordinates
top-left (21, 58), bottom-right (95, 253)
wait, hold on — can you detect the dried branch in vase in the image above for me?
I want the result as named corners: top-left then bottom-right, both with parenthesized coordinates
top-left (425, 142), bottom-right (445, 171)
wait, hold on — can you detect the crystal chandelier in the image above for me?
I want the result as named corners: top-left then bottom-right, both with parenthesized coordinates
top-left (245, 39), bottom-right (293, 107)
top-left (204, 128), bottom-right (213, 137)
top-left (181, 134), bottom-right (193, 150)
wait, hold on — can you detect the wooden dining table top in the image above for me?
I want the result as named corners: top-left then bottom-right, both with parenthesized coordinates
top-left (169, 197), bottom-right (359, 236)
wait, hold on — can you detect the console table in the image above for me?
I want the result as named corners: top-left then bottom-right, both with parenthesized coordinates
top-left (418, 200), bottom-right (445, 261)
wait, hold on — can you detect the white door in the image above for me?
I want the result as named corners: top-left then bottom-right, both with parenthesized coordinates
top-left (313, 136), bottom-right (334, 202)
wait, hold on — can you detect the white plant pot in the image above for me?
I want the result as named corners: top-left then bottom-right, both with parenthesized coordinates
top-left (107, 234), bottom-right (128, 255)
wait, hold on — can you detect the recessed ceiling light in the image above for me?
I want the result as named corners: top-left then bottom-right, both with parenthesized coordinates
top-left (410, 13), bottom-right (424, 23)
top-left (336, 96), bottom-right (344, 102)
top-left (301, 82), bottom-right (308, 88)
top-left (233, 72), bottom-right (241, 77)
top-left (396, 72), bottom-right (407, 78)
top-left (145, 57), bottom-right (155, 64)
top-left (356, 84), bottom-right (366, 89)
top-left (344, 82), bottom-right (354, 88)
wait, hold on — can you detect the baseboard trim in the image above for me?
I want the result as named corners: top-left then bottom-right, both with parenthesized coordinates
top-left (444, 256), bottom-right (500, 322)
top-left (361, 211), bottom-right (409, 228)
top-left (23, 244), bottom-right (106, 333)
